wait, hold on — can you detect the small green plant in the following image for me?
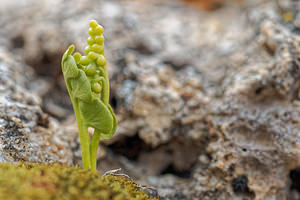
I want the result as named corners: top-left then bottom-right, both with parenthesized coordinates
top-left (61, 20), bottom-right (117, 171)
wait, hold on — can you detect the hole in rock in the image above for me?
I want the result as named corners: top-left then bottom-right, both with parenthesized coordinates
top-left (231, 175), bottom-right (255, 198)
top-left (255, 87), bottom-right (263, 95)
top-left (108, 134), bottom-right (202, 178)
top-left (11, 35), bottom-right (25, 49)
top-left (107, 134), bottom-right (152, 161)
top-left (289, 167), bottom-right (300, 192)
top-left (110, 95), bottom-right (118, 110)
top-left (160, 163), bottom-right (192, 179)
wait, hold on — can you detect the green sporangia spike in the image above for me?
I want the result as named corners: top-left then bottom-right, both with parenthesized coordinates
top-left (61, 20), bottom-right (117, 171)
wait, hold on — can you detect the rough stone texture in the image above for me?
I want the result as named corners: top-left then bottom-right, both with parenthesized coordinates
top-left (0, 48), bottom-right (73, 165)
top-left (188, 2), bottom-right (300, 199)
top-left (2, 0), bottom-right (300, 199)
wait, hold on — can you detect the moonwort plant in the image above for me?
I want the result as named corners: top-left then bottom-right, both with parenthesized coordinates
top-left (61, 20), bottom-right (117, 171)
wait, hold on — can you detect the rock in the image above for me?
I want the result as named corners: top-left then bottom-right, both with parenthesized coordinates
top-left (0, 48), bottom-right (73, 165)
top-left (190, 1), bottom-right (300, 199)
top-left (2, 0), bottom-right (300, 199)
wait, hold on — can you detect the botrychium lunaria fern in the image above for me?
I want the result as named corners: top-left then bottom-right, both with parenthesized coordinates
top-left (61, 20), bottom-right (117, 171)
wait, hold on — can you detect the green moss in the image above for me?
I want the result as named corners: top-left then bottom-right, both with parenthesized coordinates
top-left (0, 162), bottom-right (157, 200)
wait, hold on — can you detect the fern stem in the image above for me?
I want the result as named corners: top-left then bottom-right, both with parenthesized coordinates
top-left (90, 130), bottom-right (101, 171)
top-left (74, 101), bottom-right (91, 170)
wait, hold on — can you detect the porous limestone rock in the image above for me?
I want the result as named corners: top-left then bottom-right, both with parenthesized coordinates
top-left (0, 48), bottom-right (73, 165)
top-left (2, 0), bottom-right (300, 199)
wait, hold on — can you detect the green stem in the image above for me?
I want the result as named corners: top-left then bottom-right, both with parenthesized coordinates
top-left (73, 100), bottom-right (91, 170)
top-left (64, 78), bottom-right (91, 170)
top-left (90, 130), bottom-right (101, 171)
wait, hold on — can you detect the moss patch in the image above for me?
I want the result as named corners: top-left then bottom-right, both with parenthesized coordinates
top-left (0, 162), bottom-right (157, 200)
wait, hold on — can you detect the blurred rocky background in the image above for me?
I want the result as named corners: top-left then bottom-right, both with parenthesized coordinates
top-left (1, 0), bottom-right (300, 199)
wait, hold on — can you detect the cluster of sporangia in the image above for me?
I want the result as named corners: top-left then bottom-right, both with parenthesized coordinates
top-left (72, 20), bottom-right (106, 95)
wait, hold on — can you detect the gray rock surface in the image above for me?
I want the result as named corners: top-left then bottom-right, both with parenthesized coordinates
top-left (1, 0), bottom-right (300, 199)
top-left (0, 48), bottom-right (73, 165)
